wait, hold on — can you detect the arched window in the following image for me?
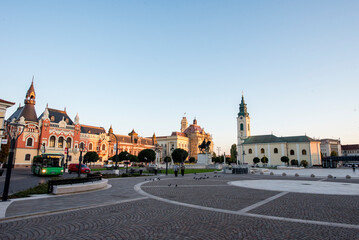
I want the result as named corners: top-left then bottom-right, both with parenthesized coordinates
top-left (302, 149), bottom-right (307, 155)
top-left (248, 148), bottom-right (253, 154)
top-left (80, 142), bottom-right (85, 150)
top-left (66, 138), bottom-right (72, 148)
top-left (49, 136), bottom-right (56, 147)
top-left (261, 148), bottom-right (265, 154)
top-left (102, 144), bottom-right (106, 151)
top-left (89, 143), bottom-right (93, 151)
top-left (26, 138), bottom-right (33, 147)
top-left (274, 148), bottom-right (278, 154)
top-left (240, 123), bottom-right (244, 131)
top-left (25, 154), bottom-right (31, 161)
top-left (290, 150), bottom-right (295, 155)
top-left (248, 124), bottom-right (250, 131)
top-left (58, 137), bottom-right (64, 148)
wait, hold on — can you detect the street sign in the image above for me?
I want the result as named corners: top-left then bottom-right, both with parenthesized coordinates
top-left (1, 139), bottom-right (8, 144)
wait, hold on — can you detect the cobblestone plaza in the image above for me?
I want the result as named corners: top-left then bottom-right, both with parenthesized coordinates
top-left (1, 173), bottom-right (359, 239)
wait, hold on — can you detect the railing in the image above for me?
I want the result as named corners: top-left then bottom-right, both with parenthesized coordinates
top-left (50, 124), bottom-right (59, 127)
top-left (66, 125), bottom-right (75, 129)
top-left (47, 175), bottom-right (102, 193)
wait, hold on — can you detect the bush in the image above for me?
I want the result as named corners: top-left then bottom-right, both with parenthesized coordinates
top-left (281, 156), bottom-right (289, 166)
top-left (261, 156), bottom-right (268, 165)
top-left (290, 159), bottom-right (298, 166)
top-left (253, 157), bottom-right (260, 164)
top-left (300, 160), bottom-right (308, 167)
top-left (189, 157), bottom-right (196, 163)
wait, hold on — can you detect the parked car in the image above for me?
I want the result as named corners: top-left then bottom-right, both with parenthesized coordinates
top-left (68, 163), bottom-right (91, 174)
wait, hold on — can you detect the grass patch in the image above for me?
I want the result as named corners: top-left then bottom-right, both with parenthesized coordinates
top-left (6, 182), bottom-right (49, 199)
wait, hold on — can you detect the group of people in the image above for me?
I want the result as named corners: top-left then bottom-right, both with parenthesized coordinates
top-left (173, 164), bottom-right (185, 177)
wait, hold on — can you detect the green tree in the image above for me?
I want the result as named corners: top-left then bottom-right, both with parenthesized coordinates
top-left (261, 156), bottom-right (268, 165)
top-left (290, 159), bottom-right (299, 166)
top-left (300, 160), bottom-right (308, 167)
top-left (118, 151), bottom-right (131, 162)
top-left (189, 157), bottom-right (196, 163)
top-left (253, 157), bottom-right (260, 165)
top-left (83, 151), bottom-right (99, 166)
top-left (0, 143), bottom-right (10, 165)
top-left (163, 156), bottom-right (171, 163)
top-left (230, 144), bottom-right (238, 163)
top-left (138, 149), bottom-right (156, 163)
top-left (171, 148), bottom-right (188, 163)
top-left (330, 151), bottom-right (338, 157)
top-left (281, 156), bottom-right (289, 166)
top-left (130, 155), bottom-right (139, 163)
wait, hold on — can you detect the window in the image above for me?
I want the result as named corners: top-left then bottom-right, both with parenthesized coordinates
top-left (89, 143), bottom-right (93, 151)
top-left (240, 123), bottom-right (244, 131)
top-left (302, 149), bottom-right (307, 155)
top-left (290, 150), bottom-right (295, 155)
top-left (248, 148), bottom-right (252, 154)
top-left (80, 142), bottom-right (84, 150)
top-left (261, 148), bottom-right (265, 154)
top-left (49, 136), bottom-right (56, 147)
top-left (102, 144), bottom-right (106, 151)
top-left (248, 124), bottom-right (250, 131)
top-left (25, 154), bottom-right (31, 161)
top-left (274, 148), bottom-right (278, 154)
top-left (58, 137), bottom-right (64, 148)
top-left (26, 138), bottom-right (33, 147)
top-left (66, 138), bottom-right (72, 148)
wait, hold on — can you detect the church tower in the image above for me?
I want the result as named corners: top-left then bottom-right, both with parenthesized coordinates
top-left (181, 116), bottom-right (188, 132)
top-left (237, 94), bottom-right (250, 163)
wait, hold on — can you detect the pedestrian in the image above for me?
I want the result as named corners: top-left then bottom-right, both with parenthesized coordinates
top-left (174, 164), bottom-right (179, 177)
top-left (353, 164), bottom-right (356, 172)
top-left (180, 164), bottom-right (185, 176)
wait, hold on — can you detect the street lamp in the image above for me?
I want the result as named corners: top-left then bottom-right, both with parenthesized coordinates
top-left (242, 150), bottom-right (245, 165)
top-left (78, 143), bottom-right (87, 177)
top-left (2, 121), bottom-right (25, 201)
top-left (109, 132), bottom-right (119, 169)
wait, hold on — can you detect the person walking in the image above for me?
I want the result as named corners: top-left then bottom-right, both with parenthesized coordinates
top-left (353, 164), bottom-right (356, 172)
top-left (174, 164), bottom-right (179, 177)
top-left (180, 164), bottom-right (185, 176)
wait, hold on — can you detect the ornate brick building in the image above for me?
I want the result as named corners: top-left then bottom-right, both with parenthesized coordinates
top-left (6, 81), bottom-right (157, 167)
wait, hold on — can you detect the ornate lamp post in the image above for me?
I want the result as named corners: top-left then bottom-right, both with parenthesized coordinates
top-left (242, 150), bottom-right (245, 165)
top-left (78, 144), bottom-right (87, 177)
top-left (109, 132), bottom-right (119, 169)
top-left (2, 121), bottom-right (25, 201)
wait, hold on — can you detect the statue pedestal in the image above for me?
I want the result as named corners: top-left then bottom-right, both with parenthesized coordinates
top-left (197, 153), bottom-right (212, 165)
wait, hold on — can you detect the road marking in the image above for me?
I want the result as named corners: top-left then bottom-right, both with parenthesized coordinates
top-left (237, 191), bottom-right (288, 213)
top-left (142, 185), bottom-right (230, 188)
top-left (0, 196), bottom-right (148, 223)
top-left (135, 182), bottom-right (359, 230)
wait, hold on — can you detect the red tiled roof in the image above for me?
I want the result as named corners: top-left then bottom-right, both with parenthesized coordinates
top-left (0, 99), bottom-right (15, 105)
top-left (171, 132), bottom-right (187, 137)
top-left (183, 124), bottom-right (203, 135)
top-left (341, 145), bottom-right (359, 151)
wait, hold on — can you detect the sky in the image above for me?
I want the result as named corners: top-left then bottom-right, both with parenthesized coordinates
top-left (1, 0), bottom-right (358, 154)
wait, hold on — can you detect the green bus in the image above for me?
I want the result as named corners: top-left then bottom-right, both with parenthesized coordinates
top-left (31, 153), bottom-right (64, 176)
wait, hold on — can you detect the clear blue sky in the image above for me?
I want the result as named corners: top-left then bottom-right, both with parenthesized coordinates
top-left (1, 1), bottom-right (358, 154)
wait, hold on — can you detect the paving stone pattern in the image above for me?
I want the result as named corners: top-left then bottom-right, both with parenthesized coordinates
top-left (1, 199), bottom-right (358, 240)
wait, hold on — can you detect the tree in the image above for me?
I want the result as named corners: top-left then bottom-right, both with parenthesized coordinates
top-left (171, 148), bottom-right (188, 163)
top-left (118, 151), bottom-right (131, 162)
top-left (261, 156), bottom-right (268, 165)
top-left (189, 157), bottom-right (196, 163)
top-left (253, 157), bottom-right (260, 165)
top-left (130, 155), bottom-right (139, 163)
top-left (300, 160), bottom-right (308, 167)
top-left (230, 144), bottom-right (238, 163)
top-left (138, 149), bottom-right (156, 163)
top-left (281, 156), bottom-right (289, 166)
top-left (0, 143), bottom-right (10, 165)
top-left (83, 151), bottom-right (99, 166)
top-left (330, 151), bottom-right (338, 157)
top-left (290, 159), bottom-right (298, 166)
top-left (163, 156), bottom-right (171, 163)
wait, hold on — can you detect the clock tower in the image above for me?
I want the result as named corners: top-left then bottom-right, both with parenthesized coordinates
top-left (237, 94), bottom-right (250, 164)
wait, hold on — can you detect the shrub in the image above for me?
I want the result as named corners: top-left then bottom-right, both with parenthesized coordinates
top-left (290, 159), bottom-right (298, 166)
top-left (253, 157), bottom-right (260, 165)
top-left (300, 160), bottom-right (308, 167)
top-left (280, 156), bottom-right (289, 166)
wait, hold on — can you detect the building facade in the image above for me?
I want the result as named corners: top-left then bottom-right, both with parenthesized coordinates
top-left (157, 116), bottom-right (213, 160)
top-left (341, 144), bottom-right (359, 156)
top-left (320, 139), bottom-right (341, 157)
top-left (0, 99), bottom-right (15, 149)
top-left (237, 95), bottom-right (321, 166)
top-left (5, 82), bottom-right (158, 167)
